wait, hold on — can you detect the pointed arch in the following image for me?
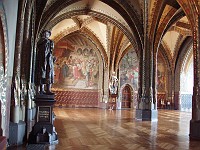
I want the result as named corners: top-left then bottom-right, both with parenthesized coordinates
top-left (119, 83), bottom-right (135, 109)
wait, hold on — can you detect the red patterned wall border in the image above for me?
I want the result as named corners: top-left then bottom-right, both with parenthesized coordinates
top-left (53, 89), bottom-right (100, 108)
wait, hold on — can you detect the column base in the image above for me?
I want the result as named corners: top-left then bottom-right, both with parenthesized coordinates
top-left (27, 120), bottom-right (35, 135)
top-left (190, 120), bottom-right (200, 140)
top-left (9, 121), bottom-right (26, 146)
top-left (27, 109), bottom-right (33, 121)
top-left (28, 124), bottom-right (58, 144)
top-left (136, 109), bottom-right (158, 121)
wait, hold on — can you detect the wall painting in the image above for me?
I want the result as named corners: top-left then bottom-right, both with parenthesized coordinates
top-left (157, 56), bottom-right (166, 92)
top-left (119, 50), bottom-right (138, 91)
top-left (53, 47), bottom-right (99, 90)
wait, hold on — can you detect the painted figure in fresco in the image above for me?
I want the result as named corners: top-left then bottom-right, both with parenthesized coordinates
top-left (85, 60), bottom-right (92, 87)
top-left (109, 72), bottom-right (118, 94)
top-left (157, 69), bottom-right (165, 90)
top-left (61, 61), bottom-right (69, 79)
top-left (36, 30), bottom-right (55, 94)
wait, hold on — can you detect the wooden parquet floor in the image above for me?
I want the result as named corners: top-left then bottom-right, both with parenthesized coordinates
top-left (47, 108), bottom-right (200, 150)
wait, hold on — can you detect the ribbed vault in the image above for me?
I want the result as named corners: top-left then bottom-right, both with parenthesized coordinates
top-left (34, 0), bottom-right (199, 92)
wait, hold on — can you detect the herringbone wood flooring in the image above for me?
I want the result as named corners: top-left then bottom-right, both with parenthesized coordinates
top-left (48, 108), bottom-right (200, 150)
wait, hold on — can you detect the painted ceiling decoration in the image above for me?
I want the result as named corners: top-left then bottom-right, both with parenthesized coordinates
top-left (36, 0), bottom-right (200, 76)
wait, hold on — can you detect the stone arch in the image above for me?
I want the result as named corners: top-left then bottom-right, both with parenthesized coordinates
top-left (118, 47), bottom-right (139, 107)
top-left (174, 37), bottom-right (193, 110)
top-left (66, 32), bottom-right (105, 92)
top-left (45, 9), bottom-right (139, 62)
top-left (158, 44), bottom-right (173, 95)
top-left (39, 0), bottom-right (142, 59)
top-left (118, 83), bottom-right (136, 109)
top-left (156, 45), bottom-right (171, 108)
top-left (176, 0), bottom-right (198, 27)
top-left (53, 27), bottom-right (108, 68)
top-left (179, 42), bottom-right (193, 111)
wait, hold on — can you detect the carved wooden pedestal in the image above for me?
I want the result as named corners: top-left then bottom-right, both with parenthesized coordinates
top-left (28, 94), bottom-right (58, 144)
top-left (108, 94), bottom-right (118, 110)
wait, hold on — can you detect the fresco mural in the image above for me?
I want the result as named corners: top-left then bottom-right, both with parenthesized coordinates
top-left (157, 56), bottom-right (166, 92)
top-left (53, 47), bottom-right (99, 89)
top-left (119, 50), bottom-right (139, 91)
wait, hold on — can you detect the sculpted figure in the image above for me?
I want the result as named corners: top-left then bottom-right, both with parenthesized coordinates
top-left (109, 72), bottom-right (118, 95)
top-left (35, 30), bottom-right (55, 94)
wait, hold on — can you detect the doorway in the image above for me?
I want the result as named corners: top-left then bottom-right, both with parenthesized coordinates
top-left (122, 86), bottom-right (131, 108)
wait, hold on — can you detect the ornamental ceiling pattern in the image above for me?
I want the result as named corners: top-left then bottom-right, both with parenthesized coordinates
top-left (37, 0), bottom-right (199, 73)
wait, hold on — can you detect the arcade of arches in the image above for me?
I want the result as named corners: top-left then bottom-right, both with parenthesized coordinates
top-left (0, 0), bottom-right (200, 149)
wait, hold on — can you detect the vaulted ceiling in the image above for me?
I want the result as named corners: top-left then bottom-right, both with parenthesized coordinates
top-left (36, 0), bottom-right (200, 71)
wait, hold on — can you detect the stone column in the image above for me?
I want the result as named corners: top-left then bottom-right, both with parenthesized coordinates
top-left (152, 50), bottom-right (157, 110)
top-left (190, 15), bottom-right (200, 139)
top-left (21, 0), bottom-right (33, 80)
top-left (174, 60), bottom-right (181, 110)
top-left (23, 0), bottom-right (35, 140)
top-left (136, 0), bottom-right (157, 121)
top-left (10, 0), bottom-right (26, 123)
top-left (167, 69), bottom-right (174, 109)
top-left (174, 91), bottom-right (179, 110)
top-left (136, 49), bottom-right (157, 120)
top-left (9, 0), bottom-right (33, 145)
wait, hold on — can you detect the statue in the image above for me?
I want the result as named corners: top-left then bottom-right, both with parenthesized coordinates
top-left (109, 72), bottom-right (118, 95)
top-left (35, 30), bottom-right (55, 95)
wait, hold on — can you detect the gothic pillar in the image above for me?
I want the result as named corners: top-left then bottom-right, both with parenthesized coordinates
top-left (136, 45), bottom-right (157, 121)
top-left (152, 50), bottom-right (157, 110)
top-left (136, 0), bottom-right (157, 121)
top-left (174, 91), bottom-right (180, 110)
top-left (9, 0), bottom-right (34, 145)
top-left (190, 15), bottom-right (200, 140)
top-left (10, 0), bottom-right (26, 123)
top-left (22, 0), bottom-right (35, 141)
top-left (167, 69), bottom-right (174, 109)
top-left (21, 0), bottom-right (33, 81)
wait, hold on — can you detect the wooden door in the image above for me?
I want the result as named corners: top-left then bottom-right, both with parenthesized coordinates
top-left (122, 86), bottom-right (131, 108)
